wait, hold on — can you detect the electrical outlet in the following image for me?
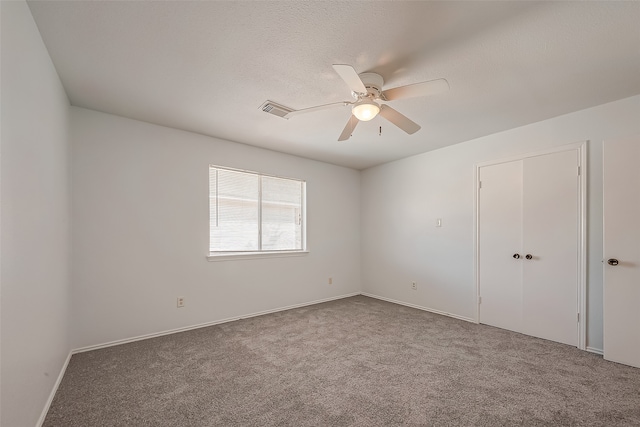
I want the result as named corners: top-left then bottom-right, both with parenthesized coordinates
top-left (411, 282), bottom-right (417, 290)
top-left (328, 277), bottom-right (333, 285)
top-left (177, 297), bottom-right (185, 308)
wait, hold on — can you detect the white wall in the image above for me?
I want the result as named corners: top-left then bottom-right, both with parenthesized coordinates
top-left (0, 2), bottom-right (71, 426)
top-left (361, 95), bottom-right (640, 352)
top-left (70, 107), bottom-right (361, 349)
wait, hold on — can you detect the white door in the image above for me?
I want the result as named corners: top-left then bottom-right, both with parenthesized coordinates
top-left (478, 160), bottom-right (523, 334)
top-left (478, 147), bottom-right (580, 346)
top-left (603, 135), bottom-right (640, 368)
top-left (522, 150), bottom-right (579, 346)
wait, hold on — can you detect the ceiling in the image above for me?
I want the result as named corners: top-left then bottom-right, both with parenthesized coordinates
top-left (27, 1), bottom-right (640, 170)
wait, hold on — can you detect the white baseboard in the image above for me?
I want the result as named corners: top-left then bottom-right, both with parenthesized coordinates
top-left (587, 346), bottom-right (604, 356)
top-left (73, 292), bottom-right (361, 354)
top-left (37, 350), bottom-right (73, 427)
top-left (361, 292), bottom-right (476, 323)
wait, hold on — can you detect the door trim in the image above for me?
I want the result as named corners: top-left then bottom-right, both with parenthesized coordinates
top-left (473, 141), bottom-right (587, 350)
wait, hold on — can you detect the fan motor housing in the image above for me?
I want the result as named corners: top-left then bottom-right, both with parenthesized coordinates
top-left (357, 73), bottom-right (384, 98)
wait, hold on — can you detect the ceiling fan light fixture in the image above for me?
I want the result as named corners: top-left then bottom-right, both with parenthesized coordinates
top-left (352, 99), bottom-right (380, 121)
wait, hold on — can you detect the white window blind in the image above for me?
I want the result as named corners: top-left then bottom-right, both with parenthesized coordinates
top-left (209, 166), bottom-right (305, 253)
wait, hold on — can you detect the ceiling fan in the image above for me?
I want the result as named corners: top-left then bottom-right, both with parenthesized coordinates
top-left (281, 64), bottom-right (449, 141)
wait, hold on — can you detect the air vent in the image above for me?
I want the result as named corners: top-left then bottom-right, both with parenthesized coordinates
top-left (260, 101), bottom-right (294, 119)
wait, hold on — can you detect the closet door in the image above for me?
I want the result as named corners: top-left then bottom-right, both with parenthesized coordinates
top-left (478, 147), bottom-right (580, 346)
top-left (522, 151), bottom-right (579, 346)
top-left (478, 160), bottom-right (523, 334)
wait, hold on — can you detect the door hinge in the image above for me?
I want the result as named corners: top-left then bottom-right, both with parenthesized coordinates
top-left (478, 181), bottom-right (482, 189)
top-left (577, 312), bottom-right (580, 323)
top-left (478, 296), bottom-right (482, 304)
top-left (577, 166), bottom-right (581, 176)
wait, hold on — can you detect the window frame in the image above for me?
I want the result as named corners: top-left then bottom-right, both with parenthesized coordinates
top-left (207, 165), bottom-right (308, 261)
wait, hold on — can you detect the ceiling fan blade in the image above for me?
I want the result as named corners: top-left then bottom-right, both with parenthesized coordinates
top-left (382, 78), bottom-right (449, 101)
top-left (284, 101), bottom-right (351, 118)
top-left (379, 105), bottom-right (421, 135)
top-left (338, 115), bottom-right (359, 141)
top-left (333, 64), bottom-right (367, 94)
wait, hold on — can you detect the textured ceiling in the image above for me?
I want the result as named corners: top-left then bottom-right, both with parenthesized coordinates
top-left (27, 1), bottom-right (640, 170)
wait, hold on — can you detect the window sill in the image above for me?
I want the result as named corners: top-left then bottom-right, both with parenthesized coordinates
top-left (207, 250), bottom-right (309, 262)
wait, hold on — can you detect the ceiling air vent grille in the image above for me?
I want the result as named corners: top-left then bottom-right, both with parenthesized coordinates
top-left (260, 101), bottom-right (293, 119)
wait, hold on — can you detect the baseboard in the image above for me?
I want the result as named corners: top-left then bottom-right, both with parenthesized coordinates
top-left (36, 350), bottom-right (73, 427)
top-left (587, 346), bottom-right (604, 356)
top-left (361, 292), bottom-right (476, 323)
top-left (73, 292), bottom-right (361, 354)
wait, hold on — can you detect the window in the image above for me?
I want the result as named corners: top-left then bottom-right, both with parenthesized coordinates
top-left (209, 166), bottom-right (305, 256)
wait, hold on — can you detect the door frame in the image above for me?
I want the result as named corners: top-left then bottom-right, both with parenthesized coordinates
top-left (474, 141), bottom-right (587, 350)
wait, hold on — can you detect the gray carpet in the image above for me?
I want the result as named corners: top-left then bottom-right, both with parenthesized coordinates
top-left (44, 296), bottom-right (640, 426)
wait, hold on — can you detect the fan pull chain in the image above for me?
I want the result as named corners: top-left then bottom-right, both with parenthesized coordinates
top-left (379, 126), bottom-right (382, 136)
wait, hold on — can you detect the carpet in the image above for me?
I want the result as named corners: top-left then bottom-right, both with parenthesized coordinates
top-left (44, 295), bottom-right (640, 426)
